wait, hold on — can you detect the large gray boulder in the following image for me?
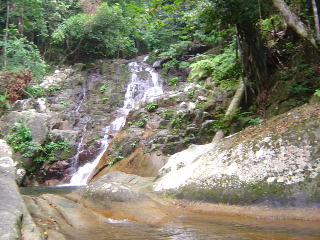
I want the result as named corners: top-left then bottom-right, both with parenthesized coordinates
top-left (0, 140), bottom-right (42, 240)
top-left (0, 110), bottom-right (52, 145)
top-left (154, 103), bottom-right (320, 206)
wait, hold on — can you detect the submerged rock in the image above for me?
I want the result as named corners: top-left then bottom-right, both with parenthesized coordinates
top-left (154, 103), bottom-right (320, 206)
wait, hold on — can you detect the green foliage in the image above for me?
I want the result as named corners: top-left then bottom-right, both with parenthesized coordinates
top-left (0, 33), bottom-right (48, 81)
top-left (128, 113), bottom-right (150, 128)
top-left (210, 110), bottom-right (263, 133)
top-left (52, 2), bottom-right (137, 59)
top-left (25, 86), bottom-right (46, 98)
top-left (188, 89), bottom-right (196, 100)
top-left (159, 41), bottom-right (192, 59)
top-left (0, 93), bottom-right (11, 115)
top-left (100, 82), bottom-right (109, 93)
top-left (146, 102), bottom-right (158, 112)
top-left (34, 135), bottom-right (69, 163)
top-left (6, 121), bottom-right (70, 164)
top-left (258, 14), bottom-right (283, 42)
top-left (6, 121), bottom-right (40, 158)
top-left (289, 83), bottom-right (311, 95)
top-left (168, 77), bottom-right (180, 86)
top-left (314, 89), bottom-right (320, 97)
top-left (25, 85), bottom-right (60, 98)
top-left (108, 155), bottom-right (124, 167)
top-left (171, 113), bottom-right (184, 129)
top-left (179, 61), bottom-right (190, 69)
top-left (160, 109), bottom-right (175, 120)
top-left (189, 44), bottom-right (240, 84)
top-left (163, 58), bottom-right (179, 70)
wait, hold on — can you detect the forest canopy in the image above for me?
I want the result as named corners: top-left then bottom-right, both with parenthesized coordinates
top-left (0, 0), bottom-right (320, 114)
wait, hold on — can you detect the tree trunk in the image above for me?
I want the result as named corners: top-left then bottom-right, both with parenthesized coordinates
top-left (3, 0), bottom-right (10, 68)
top-left (312, 0), bottom-right (320, 39)
top-left (272, 0), bottom-right (318, 49)
top-left (212, 80), bottom-right (245, 145)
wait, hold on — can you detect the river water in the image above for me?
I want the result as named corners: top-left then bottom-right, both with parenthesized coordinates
top-left (21, 186), bottom-right (320, 240)
top-left (68, 214), bottom-right (320, 240)
top-left (63, 210), bottom-right (320, 240)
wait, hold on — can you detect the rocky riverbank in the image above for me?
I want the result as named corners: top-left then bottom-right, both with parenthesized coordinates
top-left (0, 140), bottom-right (42, 240)
top-left (153, 102), bottom-right (320, 206)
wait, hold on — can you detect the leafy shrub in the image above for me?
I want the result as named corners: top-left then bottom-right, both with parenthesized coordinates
top-left (168, 77), bottom-right (180, 86)
top-left (0, 93), bottom-right (10, 115)
top-left (188, 89), bottom-right (195, 100)
top-left (289, 83), bottom-right (311, 95)
top-left (6, 121), bottom-right (40, 158)
top-left (25, 86), bottom-right (46, 98)
top-left (6, 121), bottom-right (70, 164)
top-left (159, 41), bottom-right (192, 59)
top-left (34, 135), bottom-right (69, 163)
top-left (146, 102), bottom-right (158, 112)
top-left (100, 82), bottom-right (109, 93)
top-left (171, 114), bottom-right (184, 129)
top-left (52, 3), bottom-right (137, 59)
top-left (163, 58), bottom-right (179, 69)
top-left (161, 109), bottom-right (175, 120)
top-left (24, 85), bottom-right (60, 98)
top-left (179, 61), bottom-right (190, 69)
top-left (0, 34), bottom-right (47, 81)
top-left (189, 44), bottom-right (240, 84)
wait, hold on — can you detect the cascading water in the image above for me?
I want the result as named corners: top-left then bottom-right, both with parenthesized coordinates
top-left (68, 57), bottom-right (163, 185)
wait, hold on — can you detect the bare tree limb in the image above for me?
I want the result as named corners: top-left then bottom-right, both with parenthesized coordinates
top-left (312, 0), bottom-right (320, 39)
top-left (3, 1), bottom-right (10, 68)
top-left (272, 0), bottom-right (318, 49)
top-left (212, 80), bottom-right (245, 145)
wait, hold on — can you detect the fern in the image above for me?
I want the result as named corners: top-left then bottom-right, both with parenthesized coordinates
top-left (189, 44), bottom-right (240, 84)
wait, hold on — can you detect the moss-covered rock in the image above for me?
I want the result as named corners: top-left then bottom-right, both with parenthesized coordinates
top-left (154, 103), bottom-right (320, 206)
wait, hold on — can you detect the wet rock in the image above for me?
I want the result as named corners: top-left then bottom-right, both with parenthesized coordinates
top-left (0, 110), bottom-right (51, 145)
top-left (186, 126), bottom-right (198, 135)
top-left (166, 135), bottom-right (180, 142)
top-left (188, 102), bottom-right (196, 111)
top-left (12, 99), bottom-right (34, 111)
top-left (159, 120), bottom-right (170, 129)
top-left (40, 68), bottom-right (74, 89)
top-left (81, 171), bottom-right (170, 224)
top-left (35, 98), bottom-right (49, 113)
top-left (0, 140), bottom-right (42, 240)
top-left (50, 129), bottom-right (78, 143)
top-left (16, 168), bottom-right (26, 185)
top-left (0, 139), bottom-right (13, 158)
top-left (200, 120), bottom-right (215, 134)
top-left (154, 103), bottom-right (320, 206)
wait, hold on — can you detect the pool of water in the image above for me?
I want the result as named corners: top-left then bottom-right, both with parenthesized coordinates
top-left (20, 186), bottom-right (320, 240)
top-left (63, 213), bottom-right (320, 240)
top-left (19, 185), bottom-right (84, 195)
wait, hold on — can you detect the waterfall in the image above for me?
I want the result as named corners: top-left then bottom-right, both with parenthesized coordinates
top-left (68, 57), bottom-right (163, 185)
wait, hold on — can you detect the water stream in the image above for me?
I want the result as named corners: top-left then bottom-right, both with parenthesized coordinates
top-left (68, 57), bottom-right (163, 185)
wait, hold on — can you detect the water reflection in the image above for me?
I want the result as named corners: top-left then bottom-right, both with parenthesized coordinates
top-left (66, 213), bottom-right (320, 240)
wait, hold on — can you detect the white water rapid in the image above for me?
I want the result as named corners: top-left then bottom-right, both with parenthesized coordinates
top-left (68, 57), bottom-right (163, 185)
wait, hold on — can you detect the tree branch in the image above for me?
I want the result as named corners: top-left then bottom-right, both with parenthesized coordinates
top-left (272, 0), bottom-right (318, 49)
top-left (212, 80), bottom-right (245, 145)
